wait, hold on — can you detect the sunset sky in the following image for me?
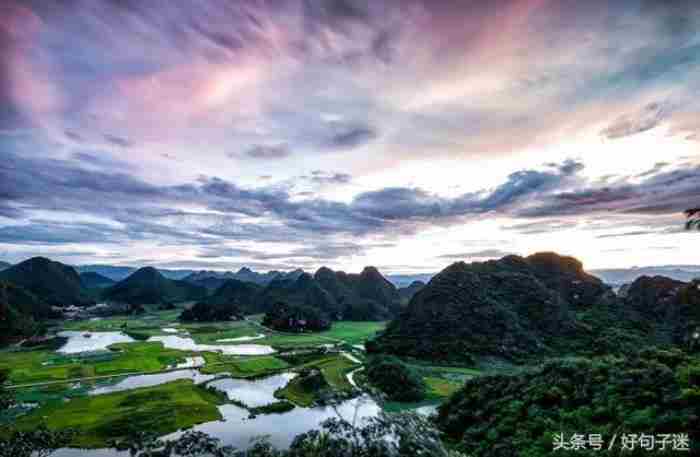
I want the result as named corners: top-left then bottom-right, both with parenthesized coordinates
top-left (1, 0), bottom-right (699, 273)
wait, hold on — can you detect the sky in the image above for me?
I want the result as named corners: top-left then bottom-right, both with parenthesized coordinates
top-left (1, 0), bottom-right (699, 274)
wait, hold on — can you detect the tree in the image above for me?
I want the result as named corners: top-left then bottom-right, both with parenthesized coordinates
top-left (685, 208), bottom-right (700, 230)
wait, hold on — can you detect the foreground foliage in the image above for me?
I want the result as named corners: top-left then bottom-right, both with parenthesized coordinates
top-left (118, 413), bottom-right (465, 457)
top-left (436, 348), bottom-right (700, 456)
top-left (365, 355), bottom-right (426, 402)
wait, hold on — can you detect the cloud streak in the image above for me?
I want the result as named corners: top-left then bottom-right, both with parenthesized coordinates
top-left (1, 0), bottom-right (699, 270)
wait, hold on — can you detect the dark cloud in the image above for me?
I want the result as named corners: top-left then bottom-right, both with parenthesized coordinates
top-left (0, 220), bottom-right (132, 245)
top-left (501, 219), bottom-right (575, 235)
top-left (307, 170), bottom-right (352, 185)
top-left (595, 230), bottom-right (659, 239)
top-left (64, 130), bottom-right (83, 142)
top-left (0, 139), bottom-right (696, 265)
top-left (636, 161), bottom-right (670, 178)
top-left (103, 134), bottom-right (132, 148)
top-left (600, 102), bottom-right (668, 139)
top-left (325, 124), bottom-right (377, 149)
top-left (436, 249), bottom-right (514, 261)
top-left (240, 144), bottom-right (291, 160)
top-left (521, 165), bottom-right (700, 218)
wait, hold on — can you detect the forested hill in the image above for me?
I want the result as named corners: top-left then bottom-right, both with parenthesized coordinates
top-left (368, 252), bottom-right (700, 364)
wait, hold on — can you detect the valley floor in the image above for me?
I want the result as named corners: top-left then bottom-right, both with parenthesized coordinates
top-left (1, 304), bottom-right (471, 452)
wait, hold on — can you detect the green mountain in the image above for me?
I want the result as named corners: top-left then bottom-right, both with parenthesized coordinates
top-left (79, 272), bottom-right (116, 289)
top-left (262, 301), bottom-right (331, 332)
top-left (367, 252), bottom-right (620, 364)
top-left (102, 267), bottom-right (207, 305)
top-left (397, 280), bottom-right (425, 305)
top-left (181, 279), bottom-right (262, 321)
top-left (0, 257), bottom-right (93, 307)
top-left (622, 275), bottom-right (700, 349)
top-left (0, 281), bottom-right (48, 345)
top-left (254, 273), bottom-right (340, 318)
top-left (313, 266), bottom-right (401, 320)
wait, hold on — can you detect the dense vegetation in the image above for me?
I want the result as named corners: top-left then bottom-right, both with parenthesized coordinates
top-left (79, 272), bottom-right (115, 289)
top-left (0, 257), bottom-right (93, 307)
top-left (179, 301), bottom-right (241, 322)
top-left (251, 268), bottom-right (401, 321)
top-left (622, 276), bottom-right (700, 350)
top-left (255, 273), bottom-right (342, 318)
top-left (397, 281), bottom-right (425, 305)
top-left (262, 302), bottom-right (331, 332)
top-left (365, 355), bottom-right (426, 402)
top-left (314, 266), bottom-right (401, 321)
top-left (102, 267), bottom-right (207, 305)
top-left (368, 252), bottom-right (667, 364)
top-left (183, 279), bottom-right (262, 320)
top-left (436, 348), bottom-right (699, 456)
top-left (0, 282), bottom-right (47, 345)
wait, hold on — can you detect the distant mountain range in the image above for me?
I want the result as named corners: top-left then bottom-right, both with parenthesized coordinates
top-left (590, 265), bottom-right (700, 286)
top-left (183, 267), bottom-right (305, 287)
top-left (79, 272), bottom-right (116, 289)
top-left (385, 274), bottom-right (434, 288)
top-left (76, 264), bottom-right (306, 284)
top-left (0, 257), bottom-right (94, 307)
top-left (14, 261), bottom-right (695, 288)
top-left (184, 266), bottom-right (409, 322)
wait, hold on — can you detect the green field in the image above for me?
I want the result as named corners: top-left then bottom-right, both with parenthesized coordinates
top-left (12, 380), bottom-right (225, 448)
top-left (303, 355), bottom-right (358, 390)
top-left (0, 342), bottom-right (193, 385)
top-left (1, 316), bottom-right (461, 449)
top-left (60, 308), bottom-right (185, 332)
top-left (274, 376), bottom-right (316, 406)
top-left (318, 321), bottom-right (387, 345)
top-left (249, 320), bottom-right (386, 349)
top-left (200, 353), bottom-right (290, 377)
top-left (275, 354), bottom-right (359, 406)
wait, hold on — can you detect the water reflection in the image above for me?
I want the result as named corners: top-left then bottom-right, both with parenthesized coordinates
top-left (57, 332), bottom-right (134, 354)
top-left (148, 335), bottom-right (275, 355)
top-left (52, 383), bottom-right (380, 456)
top-left (169, 395), bottom-right (381, 450)
top-left (216, 334), bottom-right (265, 343)
top-left (88, 370), bottom-right (216, 396)
top-left (207, 373), bottom-right (295, 407)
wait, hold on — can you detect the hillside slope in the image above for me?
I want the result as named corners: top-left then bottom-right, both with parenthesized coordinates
top-left (102, 267), bottom-right (206, 305)
top-left (367, 252), bottom-right (620, 363)
top-left (314, 266), bottom-right (401, 320)
top-left (79, 272), bottom-right (116, 289)
top-left (0, 257), bottom-right (93, 307)
top-left (436, 348), bottom-right (699, 456)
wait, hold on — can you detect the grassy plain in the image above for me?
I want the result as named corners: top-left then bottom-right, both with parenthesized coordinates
top-left (318, 321), bottom-right (386, 345)
top-left (200, 353), bottom-right (290, 377)
top-left (276, 354), bottom-right (359, 406)
top-left (12, 380), bottom-right (224, 448)
top-left (0, 342), bottom-right (192, 385)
